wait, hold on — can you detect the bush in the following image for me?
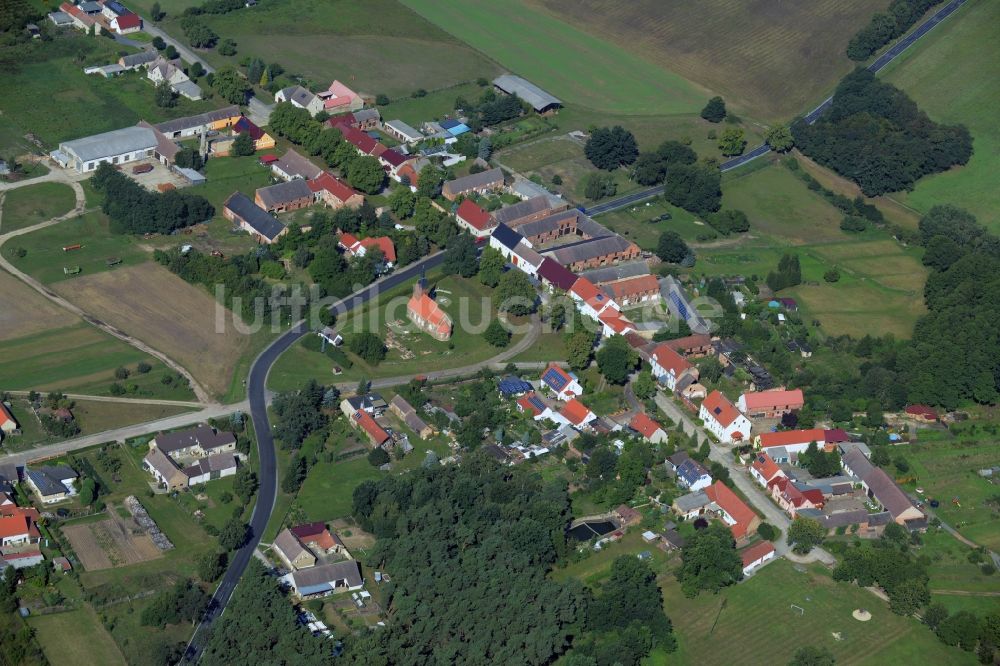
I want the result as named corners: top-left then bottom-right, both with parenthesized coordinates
top-left (367, 448), bottom-right (390, 467)
top-left (756, 523), bottom-right (778, 541)
top-left (700, 96), bottom-right (726, 123)
top-left (823, 268), bottom-right (841, 283)
top-left (840, 216), bottom-right (868, 233)
top-left (136, 362), bottom-right (152, 374)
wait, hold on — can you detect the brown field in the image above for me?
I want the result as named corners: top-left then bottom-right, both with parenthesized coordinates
top-left (62, 512), bottom-right (162, 570)
top-left (531, 0), bottom-right (889, 120)
top-left (0, 269), bottom-right (76, 342)
top-left (52, 263), bottom-right (252, 397)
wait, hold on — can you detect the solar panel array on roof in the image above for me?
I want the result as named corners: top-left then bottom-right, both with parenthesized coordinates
top-left (528, 395), bottom-right (546, 411)
top-left (669, 292), bottom-right (689, 320)
top-left (543, 368), bottom-right (568, 392)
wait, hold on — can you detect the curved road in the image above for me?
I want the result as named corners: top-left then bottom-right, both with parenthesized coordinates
top-left (583, 0), bottom-right (970, 217)
top-left (183, 250), bottom-right (445, 659)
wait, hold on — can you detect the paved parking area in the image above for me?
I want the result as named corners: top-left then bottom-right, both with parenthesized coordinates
top-left (126, 159), bottom-right (189, 192)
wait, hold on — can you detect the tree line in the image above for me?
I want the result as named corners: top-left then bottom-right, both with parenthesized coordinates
top-left (91, 163), bottom-right (215, 234)
top-left (847, 0), bottom-right (943, 61)
top-left (792, 69), bottom-right (971, 197)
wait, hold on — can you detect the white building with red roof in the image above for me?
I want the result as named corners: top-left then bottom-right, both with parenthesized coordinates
top-left (407, 280), bottom-right (452, 341)
top-left (455, 199), bottom-right (495, 239)
top-left (350, 410), bottom-right (390, 447)
top-left (338, 233), bottom-right (396, 266)
top-left (737, 388), bottom-right (804, 418)
top-left (650, 343), bottom-right (697, 392)
top-left (308, 172), bottom-right (364, 210)
top-left (704, 480), bottom-right (759, 540)
top-left (0, 403), bottom-right (18, 440)
top-left (699, 390), bottom-right (751, 444)
top-left (570, 277), bottom-right (619, 320)
top-left (318, 80), bottom-right (363, 114)
top-left (749, 452), bottom-right (785, 487)
top-left (629, 413), bottom-right (667, 444)
top-left (557, 399), bottom-right (596, 429)
top-left (740, 540), bottom-right (775, 576)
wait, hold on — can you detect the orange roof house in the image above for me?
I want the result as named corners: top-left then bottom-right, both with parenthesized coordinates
top-left (737, 388), bottom-right (804, 417)
top-left (699, 390), bottom-right (751, 444)
top-left (629, 413), bottom-right (666, 443)
top-left (351, 410), bottom-right (390, 446)
top-left (0, 403), bottom-right (18, 435)
top-left (307, 171), bottom-right (363, 209)
top-left (455, 199), bottom-right (494, 238)
top-left (407, 280), bottom-right (452, 341)
top-left (704, 480), bottom-right (759, 540)
top-left (740, 540), bottom-right (775, 574)
top-left (0, 508), bottom-right (41, 545)
top-left (559, 398), bottom-right (596, 427)
top-left (749, 452), bottom-right (785, 487)
top-left (650, 343), bottom-right (696, 391)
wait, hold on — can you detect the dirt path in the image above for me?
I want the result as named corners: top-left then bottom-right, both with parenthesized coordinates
top-left (0, 163), bottom-right (215, 405)
top-left (4, 390), bottom-right (203, 409)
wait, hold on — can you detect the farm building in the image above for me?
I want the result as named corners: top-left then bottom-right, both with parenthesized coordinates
top-left (153, 106), bottom-right (242, 139)
top-left (51, 126), bottom-right (156, 173)
top-left (740, 541), bottom-right (775, 576)
top-left (383, 119), bottom-right (422, 144)
top-left (183, 453), bottom-right (239, 485)
top-left (47, 11), bottom-right (74, 27)
top-left (317, 80), bottom-right (363, 114)
top-left (119, 50), bottom-right (157, 70)
top-left (841, 448), bottom-right (925, 528)
top-left (24, 465), bottom-right (78, 504)
top-left (338, 108), bottom-right (381, 131)
top-left (493, 74), bottom-right (562, 113)
top-left (136, 121), bottom-right (180, 164)
top-left (289, 523), bottom-right (346, 556)
top-left (602, 275), bottom-right (660, 306)
top-left (143, 446), bottom-right (188, 490)
top-left (661, 334), bottom-right (713, 357)
top-left (455, 199), bottom-right (494, 238)
top-left (737, 389), bottom-right (804, 418)
top-left (580, 260), bottom-right (650, 285)
top-left (307, 172), bottom-right (364, 209)
top-left (492, 195), bottom-right (565, 228)
top-left (407, 279), bottom-right (452, 341)
top-left (442, 168), bottom-right (505, 201)
top-left (378, 148), bottom-right (415, 178)
top-left (255, 179), bottom-right (314, 213)
top-left (349, 410), bottom-right (390, 447)
top-left (536, 257), bottom-right (578, 292)
top-left (152, 425), bottom-right (237, 458)
top-left (273, 528), bottom-right (318, 570)
top-left (281, 560), bottom-right (363, 598)
top-left (275, 85), bottom-right (325, 116)
top-left (271, 149), bottom-right (323, 181)
top-left (569, 277), bottom-right (618, 320)
top-left (333, 123), bottom-right (387, 158)
top-left (543, 235), bottom-right (641, 272)
top-left (223, 192), bottom-right (287, 244)
top-left (388, 395), bottom-right (433, 439)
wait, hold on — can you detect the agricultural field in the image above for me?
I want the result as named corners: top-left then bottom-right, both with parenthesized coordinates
top-left (0, 269), bottom-right (76, 341)
top-left (0, 182), bottom-right (78, 233)
top-left (0, 34), bottom-right (215, 155)
top-left (268, 274), bottom-right (527, 391)
top-left (28, 606), bottom-right (126, 666)
top-left (530, 0), bottom-right (888, 121)
top-left (51, 263), bottom-right (254, 398)
top-left (62, 511), bottom-right (164, 571)
top-left (181, 0), bottom-right (499, 98)
top-left (401, 0), bottom-right (709, 116)
top-left (901, 436), bottom-right (1000, 550)
top-left (883, 0), bottom-right (1000, 232)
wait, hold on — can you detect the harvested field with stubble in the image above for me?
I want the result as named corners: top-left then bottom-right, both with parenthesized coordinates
top-left (0, 269), bottom-right (76, 341)
top-left (530, 0), bottom-right (890, 120)
top-left (52, 263), bottom-right (251, 398)
top-left (62, 512), bottom-right (162, 570)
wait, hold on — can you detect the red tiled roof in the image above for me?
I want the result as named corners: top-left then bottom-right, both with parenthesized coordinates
top-left (114, 12), bottom-right (141, 29)
top-left (360, 236), bottom-right (396, 263)
top-left (259, 154), bottom-right (278, 164)
top-left (290, 522), bottom-right (337, 551)
top-left (751, 452), bottom-right (782, 483)
top-left (353, 410), bottom-right (389, 444)
top-left (651, 343), bottom-right (693, 377)
top-left (334, 124), bottom-right (383, 155)
top-left (571, 277), bottom-right (614, 312)
top-left (741, 389), bottom-right (804, 411)
top-left (630, 413), bottom-right (663, 439)
top-left (516, 392), bottom-right (543, 417)
top-left (0, 511), bottom-right (36, 540)
top-left (598, 309), bottom-right (634, 335)
top-left (824, 428), bottom-right (850, 443)
top-left (705, 480), bottom-right (757, 540)
top-left (456, 199), bottom-right (492, 231)
top-left (758, 429), bottom-right (826, 449)
top-left (603, 275), bottom-right (659, 300)
top-left (0, 404), bottom-right (15, 430)
top-left (408, 292), bottom-right (451, 337)
top-left (740, 540), bottom-right (775, 567)
top-left (702, 390), bottom-right (742, 428)
top-left (560, 398), bottom-right (593, 426)
top-left (905, 404), bottom-right (938, 420)
top-left (234, 116), bottom-right (265, 141)
top-left (339, 232), bottom-right (360, 250)
top-left (664, 334), bottom-right (713, 352)
top-left (307, 171), bottom-right (360, 204)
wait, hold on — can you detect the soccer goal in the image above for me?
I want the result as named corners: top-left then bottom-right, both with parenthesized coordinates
top-left (790, 604), bottom-right (805, 616)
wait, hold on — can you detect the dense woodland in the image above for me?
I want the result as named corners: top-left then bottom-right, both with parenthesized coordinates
top-left (91, 163), bottom-right (215, 234)
top-left (793, 69), bottom-right (971, 196)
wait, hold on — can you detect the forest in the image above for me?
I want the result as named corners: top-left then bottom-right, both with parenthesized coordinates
top-left (90, 163), bottom-right (215, 234)
top-left (792, 69), bottom-right (971, 196)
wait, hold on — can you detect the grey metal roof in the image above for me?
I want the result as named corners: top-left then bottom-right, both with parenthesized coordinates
top-left (352, 108), bottom-right (380, 123)
top-left (673, 490), bottom-right (710, 513)
top-left (154, 105), bottom-right (241, 135)
top-left (510, 180), bottom-right (564, 208)
top-left (176, 167), bottom-right (205, 184)
top-left (579, 260), bottom-right (650, 285)
top-left (493, 74), bottom-right (562, 111)
top-left (171, 79), bottom-right (203, 99)
top-left (255, 179), bottom-right (313, 209)
top-left (442, 168), bottom-right (504, 196)
top-left (225, 192), bottom-right (286, 241)
top-left (492, 195), bottom-right (560, 227)
top-left (384, 119), bottom-right (422, 140)
top-left (543, 235), bottom-right (636, 266)
top-left (61, 126), bottom-right (156, 163)
top-left (48, 11), bottom-right (73, 25)
top-left (273, 149), bottom-right (322, 180)
top-left (120, 51), bottom-right (158, 68)
top-left (290, 560), bottom-right (362, 589)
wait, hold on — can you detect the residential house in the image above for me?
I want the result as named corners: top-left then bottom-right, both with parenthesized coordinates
top-left (275, 85), bottom-right (324, 116)
top-left (57, 2), bottom-right (102, 33)
top-left (570, 276), bottom-right (619, 320)
top-left (349, 410), bottom-right (391, 447)
top-left (255, 179), bottom-right (314, 213)
top-left (740, 541), bottom-right (775, 576)
top-left (699, 391), bottom-right (751, 444)
top-left (25, 465), bottom-right (77, 504)
top-left (339, 233), bottom-right (397, 266)
top-left (614, 504), bottom-right (641, 527)
top-left (755, 428), bottom-right (847, 462)
top-left (650, 343), bottom-right (697, 392)
top-left (339, 108), bottom-right (381, 131)
top-left (109, 11), bottom-right (141, 34)
top-left (597, 309), bottom-right (636, 337)
top-left (272, 149), bottom-right (323, 181)
top-left (281, 560), bottom-right (363, 598)
top-left (289, 522), bottom-right (347, 556)
top-left (455, 199), bottom-right (495, 239)
top-left (232, 116), bottom-right (276, 151)
top-left (672, 489), bottom-right (711, 520)
top-left (333, 123), bottom-right (387, 158)
top-left (51, 126), bottom-right (156, 173)
top-left (223, 192), bottom-right (287, 244)
top-left (154, 106), bottom-right (242, 139)
top-left (183, 453), bottom-right (239, 486)
top-left (841, 448), bottom-right (925, 528)
top-left (705, 480), bottom-right (759, 541)
top-left (307, 172), bottom-right (364, 209)
top-left (662, 334), bottom-right (714, 357)
top-left (558, 399), bottom-right (596, 429)
top-left (146, 56), bottom-right (202, 101)
top-left (737, 388), bottom-right (804, 419)
top-left (317, 80), bottom-right (363, 114)
top-left (768, 476), bottom-right (825, 518)
top-left (510, 240), bottom-right (544, 278)
top-left (536, 257), bottom-right (578, 292)
top-left (143, 446), bottom-right (188, 490)
top-left (339, 393), bottom-right (387, 419)
top-left (0, 507), bottom-right (40, 547)
top-left (273, 528), bottom-right (318, 570)
top-left (602, 275), bottom-right (660, 307)
top-left (749, 452), bottom-right (785, 487)
top-left (0, 404), bottom-right (18, 439)
top-left (442, 168), bottom-right (505, 201)
top-left (493, 74), bottom-right (562, 113)
top-left (388, 395), bottom-right (433, 439)
top-left (675, 456), bottom-right (713, 492)
top-left (540, 362), bottom-right (583, 400)
top-left (383, 119), bottom-right (423, 144)
top-left (516, 392), bottom-right (556, 422)
top-left (629, 413), bottom-right (667, 444)
top-left (119, 51), bottom-right (158, 70)
top-left (407, 279), bottom-right (453, 341)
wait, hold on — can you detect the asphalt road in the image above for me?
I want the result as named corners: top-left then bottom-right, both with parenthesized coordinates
top-left (583, 0), bottom-right (969, 216)
top-left (183, 250), bottom-right (445, 660)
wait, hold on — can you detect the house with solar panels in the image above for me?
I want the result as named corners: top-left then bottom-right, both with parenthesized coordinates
top-left (516, 392), bottom-right (556, 421)
top-left (540, 362), bottom-right (582, 401)
top-left (498, 376), bottom-right (533, 397)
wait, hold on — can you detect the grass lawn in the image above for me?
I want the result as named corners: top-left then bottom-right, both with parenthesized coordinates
top-left (382, 82), bottom-right (491, 126)
top-left (174, 0), bottom-right (498, 99)
top-left (596, 199), bottom-right (710, 250)
top-left (296, 455), bottom-right (385, 523)
top-left (268, 274), bottom-right (525, 391)
top-left (916, 529), bottom-right (1000, 595)
top-left (1, 182), bottom-right (77, 233)
top-left (200, 154), bottom-right (276, 213)
top-left (883, 0), bottom-right (1000, 232)
top-left (0, 34), bottom-right (216, 154)
top-left (401, 0), bottom-right (709, 116)
top-left (901, 437), bottom-right (1000, 550)
top-left (28, 606), bottom-right (125, 666)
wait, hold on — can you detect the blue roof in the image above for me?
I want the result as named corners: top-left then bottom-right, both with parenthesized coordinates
top-left (527, 394), bottom-right (546, 412)
top-left (542, 367), bottom-right (568, 392)
top-left (768, 300), bottom-right (780, 308)
top-left (439, 119), bottom-right (462, 130)
top-left (669, 292), bottom-right (689, 320)
top-left (105, 0), bottom-right (128, 14)
top-left (446, 124), bottom-right (471, 136)
top-left (677, 459), bottom-right (710, 486)
top-left (491, 223), bottom-right (523, 251)
top-left (498, 376), bottom-right (532, 395)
